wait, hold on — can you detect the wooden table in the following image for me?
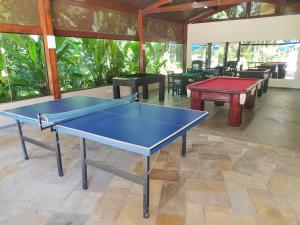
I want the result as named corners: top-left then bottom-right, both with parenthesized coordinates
top-left (113, 74), bottom-right (165, 101)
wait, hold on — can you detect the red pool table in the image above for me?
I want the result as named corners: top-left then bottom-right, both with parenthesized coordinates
top-left (187, 77), bottom-right (263, 126)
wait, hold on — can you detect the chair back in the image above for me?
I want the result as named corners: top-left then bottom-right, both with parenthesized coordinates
top-left (192, 60), bottom-right (203, 71)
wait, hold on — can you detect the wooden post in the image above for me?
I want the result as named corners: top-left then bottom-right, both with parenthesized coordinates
top-left (138, 10), bottom-right (146, 73)
top-left (206, 43), bottom-right (212, 68)
top-left (183, 23), bottom-right (188, 72)
top-left (38, 0), bottom-right (61, 99)
top-left (246, 2), bottom-right (251, 17)
top-left (224, 42), bottom-right (229, 66)
top-left (237, 42), bottom-right (242, 70)
top-left (237, 42), bottom-right (241, 62)
top-left (275, 4), bottom-right (281, 15)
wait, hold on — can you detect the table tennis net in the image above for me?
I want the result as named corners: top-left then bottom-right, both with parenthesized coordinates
top-left (38, 93), bottom-right (139, 130)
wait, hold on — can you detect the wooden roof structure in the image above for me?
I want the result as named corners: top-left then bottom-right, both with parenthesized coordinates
top-left (0, 0), bottom-right (300, 99)
top-left (94, 0), bottom-right (300, 23)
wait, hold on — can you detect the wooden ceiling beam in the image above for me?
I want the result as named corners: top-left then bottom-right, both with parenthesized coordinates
top-left (70, 0), bottom-right (139, 14)
top-left (187, 5), bottom-right (234, 23)
top-left (144, 0), bottom-right (173, 13)
top-left (0, 23), bottom-right (42, 35)
top-left (144, 0), bottom-right (253, 14)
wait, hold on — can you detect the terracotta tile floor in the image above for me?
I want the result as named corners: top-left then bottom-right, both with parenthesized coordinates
top-left (1, 122), bottom-right (300, 225)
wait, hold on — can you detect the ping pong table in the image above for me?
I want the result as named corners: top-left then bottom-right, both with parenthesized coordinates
top-left (0, 96), bottom-right (208, 218)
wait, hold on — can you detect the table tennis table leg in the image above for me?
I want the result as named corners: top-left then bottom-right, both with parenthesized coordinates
top-left (16, 120), bottom-right (29, 160)
top-left (143, 156), bottom-right (150, 219)
top-left (81, 138), bottom-right (88, 190)
top-left (182, 133), bottom-right (187, 156)
top-left (54, 130), bottom-right (64, 177)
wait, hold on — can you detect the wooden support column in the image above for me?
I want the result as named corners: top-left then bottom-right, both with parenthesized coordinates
top-left (183, 23), bottom-right (188, 72)
top-left (237, 42), bottom-right (242, 70)
top-left (224, 42), bottom-right (229, 66)
top-left (275, 4), bottom-right (281, 14)
top-left (38, 0), bottom-right (61, 99)
top-left (138, 10), bottom-right (146, 73)
top-left (237, 42), bottom-right (241, 62)
top-left (246, 2), bottom-right (251, 17)
top-left (206, 43), bottom-right (212, 68)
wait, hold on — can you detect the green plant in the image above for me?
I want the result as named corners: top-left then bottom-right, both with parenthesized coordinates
top-left (146, 43), bottom-right (167, 73)
top-left (0, 33), bottom-right (49, 102)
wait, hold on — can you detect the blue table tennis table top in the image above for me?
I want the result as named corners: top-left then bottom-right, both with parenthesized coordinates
top-left (0, 96), bottom-right (208, 156)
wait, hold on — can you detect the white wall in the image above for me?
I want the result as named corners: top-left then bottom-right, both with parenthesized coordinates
top-left (187, 14), bottom-right (300, 89)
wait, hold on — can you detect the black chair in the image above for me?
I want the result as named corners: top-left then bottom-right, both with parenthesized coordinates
top-left (214, 66), bottom-right (226, 77)
top-left (225, 61), bottom-right (238, 76)
top-left (187, 68), bottom-right (193, 73)
top-left (170, 74), bottom-right (182, 96)
top-left (192, 60), bottom-right (203, 71)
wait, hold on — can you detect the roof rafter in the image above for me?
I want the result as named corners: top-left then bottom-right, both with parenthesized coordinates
top-left (188, 5), bottom-right (236, 23)
top-left (71, 0), bottom-right (139, 14)
top-left (144, 0), bottom-right (253, 14)
top-left (144, 0), bottom-right (173, 13)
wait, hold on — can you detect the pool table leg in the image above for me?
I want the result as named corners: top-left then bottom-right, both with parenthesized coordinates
top-left (228, 94), bottom-right (243, 126)
top-left (257, 84), bottom-right (263, 97)
top-left (263, 78), bottom-right (269, 93)
top-left (245, 91), bottom-right (257, 109)
top-left (191, 91), bottom-right (205, 111)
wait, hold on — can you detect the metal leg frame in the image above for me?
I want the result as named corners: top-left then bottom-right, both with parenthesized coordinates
top-left (54, 130), bottom-right (64, 177)
top-left (15, 120), bottom-right (64, 176)
top-left (81, 138), bottom-right (88, 190)
top-left (143, 156), bottom-right (150, 219)
top-left (80, 138), bottom-right (150, 218)
top-left (182, 133), bottom-right (187, 157)
top-left (16, 120), bottom-right (29, 160)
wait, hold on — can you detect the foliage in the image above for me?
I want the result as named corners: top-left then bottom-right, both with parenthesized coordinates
top-left (0, 33), bottom-right (49, 103)
top-left (0, 33), bottom-right (183, 103)
top-left (227, 43), bottom-right (239, 61)
top-left (208, 3), bottom-right (247, 20)
top-left (146, 43), bottom-right (167, 73)
top-left (146, 42), bottom-right (183, 74)
top-left (56, 37), bottom-right (140, 92)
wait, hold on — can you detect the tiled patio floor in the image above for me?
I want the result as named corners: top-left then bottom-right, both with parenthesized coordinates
top-left (1, 123), bottom-right (300, 225)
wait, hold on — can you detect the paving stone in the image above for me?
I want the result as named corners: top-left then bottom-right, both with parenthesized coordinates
top-left (186, 203), bottom-right (204, 225)
top-left (0, 115), bottom-right (300, 225)
top-left (227, 187), bottom-right (257, 215)
top-left (45, 213), bottom-right (88, 225)
top-left (205, 211), bottom-right (256, 225)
